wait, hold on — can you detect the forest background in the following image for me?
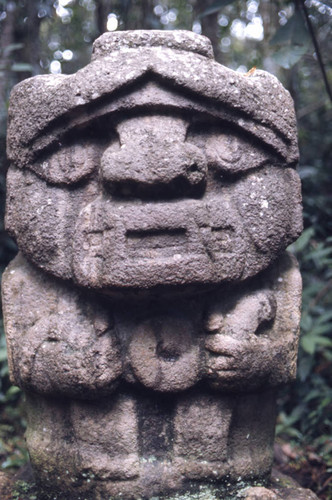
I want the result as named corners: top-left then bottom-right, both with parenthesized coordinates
top-left (0, 0), bottom-right (331, 498)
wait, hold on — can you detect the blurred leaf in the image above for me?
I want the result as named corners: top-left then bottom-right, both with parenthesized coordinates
top-left (0, 348), bottom-right (7, 363)
top-left (0, 424), bottom-right (14, 434)
top-left (270, 11), bottom-right (309, 46)
top-left (270, 11), bottom-right (310, 69)
top-left (301, 335), bottom-right (317, 355)
top-left (1, 454), bottom-right (28, 469)
top-left (272, 45), bottom-right (309, 69)
top-left (5, 386), bottom-right (21, 397)
top-left (303, 246), bottom-right (332, 265)
top-left (289, 227), bottom-right (315, 253)
top-left (316, 310), bottom-right (332, 325)
top-left (280, 406), bottom-right (305, 426)
top-left (275, 424), bottom-right (303, 439)
top-left (297, 355), bottom-right (315, 381)
top-left (3, 43), bottom-right (24, 56)
top-left (301, 334), bottom-right (332, 354)
top-left (310, 322), bottom-right (332, 336)
top-left (10, 63), bottom-right (33, 72)
top-left (0, 386), bottom-right (22, 404)
top-left (301, 313), bottom-right (313, 332)
top-left (198, 0), bottom-right (236, 18)
top-left (276, 407), bottom-right (305, 438)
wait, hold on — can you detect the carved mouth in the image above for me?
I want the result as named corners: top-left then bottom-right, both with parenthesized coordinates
top-left (126, 228), bottom-right (187, 258)
top-left (73, 196), bottom-right (246, 289)
top-left (78, 197), bottom-right (243, 264)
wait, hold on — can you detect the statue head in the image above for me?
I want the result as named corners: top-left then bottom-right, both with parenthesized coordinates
top-left (6, 31), bottom-right (302, 295)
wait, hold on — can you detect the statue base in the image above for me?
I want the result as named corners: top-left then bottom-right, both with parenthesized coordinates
top-left (25, 389), bottom-right (276, 499)
top-left (0, 467), bottom-right (319, 499)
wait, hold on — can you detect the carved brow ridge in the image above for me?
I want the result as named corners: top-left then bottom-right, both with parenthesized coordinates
top-left (24, 75), bottom-right (293, 168)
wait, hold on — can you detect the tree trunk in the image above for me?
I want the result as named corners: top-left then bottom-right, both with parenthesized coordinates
top-left (96, 0), bottom-right (113, 35)
top-left (25, 2), bottom-right (42, 75)
top-left (0, 3), bottom-right (15, 135)
top-left (259, 0), bottom-right (280, 74)
top-left (194, 0), bottom-right (222, 62)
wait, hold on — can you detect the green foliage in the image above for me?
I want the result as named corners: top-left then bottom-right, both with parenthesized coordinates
top-left (279, 19), bottom-right (332, 488)
top-left (0, 1), bottom-right (331, 497)
top-left (271, 43), bottom-right (308, 69)
top-left (198, 0), bottom-right (237, 18)
top-left (270, 10), bottom-right (310, 68)
top-left (0, 320), bottom-right (27, 471)
top-left (12, 480), bottom-right (37, 500)
top-left (278, 225), bottom-right (332, 496)
top-left (270, 11), bottom-right (308, 46)
top-left (10, 63), bottom-right (33, 72)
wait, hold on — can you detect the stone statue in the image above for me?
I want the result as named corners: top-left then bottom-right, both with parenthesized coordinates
top-left (2, 31), bottom-right (302, 499)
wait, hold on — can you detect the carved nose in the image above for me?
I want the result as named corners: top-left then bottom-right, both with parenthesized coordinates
top-left (101, 142), bottom-right (206, 191)
top-left (100, 115), bottom-right (207, 198)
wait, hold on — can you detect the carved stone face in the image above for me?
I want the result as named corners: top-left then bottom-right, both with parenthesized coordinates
top-left (3, 33), bottom-right (304, 500)
top-left (6, 32), bottom-right (302, 294)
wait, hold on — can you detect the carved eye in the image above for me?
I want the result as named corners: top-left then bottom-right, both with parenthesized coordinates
top-left (31, 142), bottom-right (101, 185)
top-left (205, 132), bottom-right (271, 176)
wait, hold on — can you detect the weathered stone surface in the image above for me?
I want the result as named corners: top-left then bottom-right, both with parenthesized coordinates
top-left (236, 469), bottom-right (320, 500)
top-left (0, 466), bottom-right (320, 500)
top-left (7, 32), bottom-right (298, 169)
top-left (2, 30), bottom-right (304, 499)
top-left (3, 252), bottom-right (300, 397)
top-left (5, 108), bottom-right (302, 291)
